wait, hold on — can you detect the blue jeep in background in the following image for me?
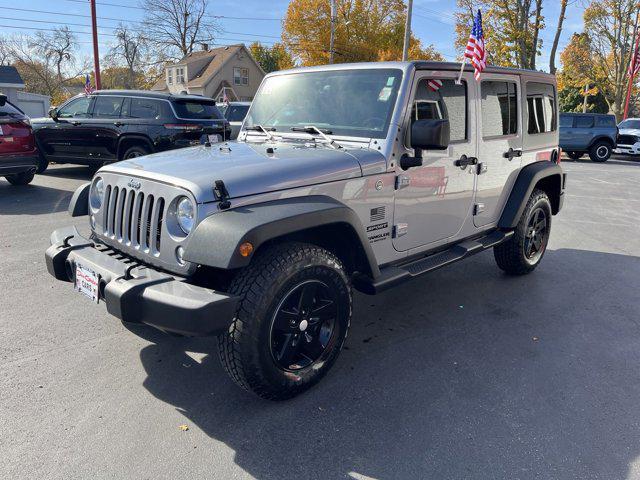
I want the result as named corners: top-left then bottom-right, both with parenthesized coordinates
top-left (559, 113), bottom-right (618, 162)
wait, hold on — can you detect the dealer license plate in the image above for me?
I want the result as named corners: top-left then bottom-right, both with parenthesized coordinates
top-left (74, 263), bottom-right (99, 303)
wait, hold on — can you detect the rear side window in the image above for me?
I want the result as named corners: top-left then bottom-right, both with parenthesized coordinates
top-left (560, 115), bottom-right (573, 128)
top-left (527, 82), bottom-right (556, 134)
top-left (575, 116), bottom-right (594, 128)
top-left (481, 81), bottom-right (518, 137)
top-left (595, 116), bottom-right (616, 127)
top-left (173, 100), bottom-right (223, 120)
top-left (124, 98), bottom-right (163, 119)
top-left (93, 96), bottom-right (124, 118)
top-left (224, 104), bottom-right (250, 122)
top-left (412, 78), bottom-right (467, 142)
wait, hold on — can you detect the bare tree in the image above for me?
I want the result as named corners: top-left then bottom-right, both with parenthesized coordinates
top-left (549, 0), bottom-right (568, 74)
top-left (107, 24), bottom-right (148, 88)
top-left (32, 26), bottom-right (77, 83)
top-left (0, 37), bottom-right (11, 65)
top-left (141, 0), bottom-right (220, 60)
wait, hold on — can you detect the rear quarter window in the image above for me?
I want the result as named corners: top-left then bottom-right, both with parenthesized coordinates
top-left (173, 101), bottom-right (223, 120)
top-left (526, 82), bottom-right (556, 134)
top-left (595, 116), bottom-right (616, 127)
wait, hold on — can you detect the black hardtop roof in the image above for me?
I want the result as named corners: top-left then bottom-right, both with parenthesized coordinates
top-left (411, 61), bottom-right (556, 79)
top-left (92, 90), bottom-right (215, 102)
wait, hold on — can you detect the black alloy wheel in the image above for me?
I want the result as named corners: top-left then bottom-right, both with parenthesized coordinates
top-left (524, 206), bottom-right (548, 262)
top-left (270, 280), bottom-right (338, 371)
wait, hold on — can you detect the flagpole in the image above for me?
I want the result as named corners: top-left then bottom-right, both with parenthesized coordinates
top-left (455, 60), bottom-right (466, 85)
top-left (623, 13), bottom-right (640, 120)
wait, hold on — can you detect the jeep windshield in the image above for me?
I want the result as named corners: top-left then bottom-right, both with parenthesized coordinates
top-left (245, 68), bottom-right (403, 139)
top-left (618, 119), bottom-right (640, 129)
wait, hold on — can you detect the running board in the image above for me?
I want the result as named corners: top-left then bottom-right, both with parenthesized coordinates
top-left (353, 230), bottom-right (514, 295)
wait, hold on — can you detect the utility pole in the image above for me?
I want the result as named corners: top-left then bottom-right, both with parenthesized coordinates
top-left (90, 0), bottom-right (102, 90)
top-left (402, 0), bottom-right (413, 61)
top-left (329, 0), bottom-right (336, 64)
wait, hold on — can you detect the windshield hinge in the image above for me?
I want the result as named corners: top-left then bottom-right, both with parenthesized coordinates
top-left (395, 175), bottom-right (410, 190)
top-left (213, 180), bottom-right (231, 210)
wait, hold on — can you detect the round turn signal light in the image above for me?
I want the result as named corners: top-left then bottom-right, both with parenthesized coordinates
top-left (239, 242), bottom-right (254, 257)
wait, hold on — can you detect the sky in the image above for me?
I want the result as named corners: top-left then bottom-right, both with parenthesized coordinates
top-left (3, 0), bottom-right (586, 73)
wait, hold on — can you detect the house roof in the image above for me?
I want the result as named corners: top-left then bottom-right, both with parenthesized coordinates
top-left (0, 66), bottom-right (25, 87)
top-left (151, 44), bottom-right (265, 91)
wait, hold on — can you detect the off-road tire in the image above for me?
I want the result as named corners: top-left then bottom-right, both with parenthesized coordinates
top-left (567, 151), bottom-right (583, 160)
top-left (5, 171), bottom-right (35, 185)
top-left (122, 145), bottom-right (150, 160)
top-left (494, 189), bottom-right (552, 275)
top-left (218, 242), bottom-right (352, 400)
top-left (589, 141), bottom-right (611, 162)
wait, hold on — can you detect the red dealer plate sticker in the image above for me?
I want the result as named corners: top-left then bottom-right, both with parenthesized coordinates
top-left (74, 262), bottom-right (99, 303)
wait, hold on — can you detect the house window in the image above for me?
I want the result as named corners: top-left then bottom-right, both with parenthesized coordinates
top-left (167, 69), bottom-right (173, 85)
top-left (234, 67), bottom-right (249, 86)
top-left (176, 67), bottom-right (185, 84)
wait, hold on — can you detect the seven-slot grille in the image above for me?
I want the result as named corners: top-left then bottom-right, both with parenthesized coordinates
top-left (617, 134), bottom-right (639, 145)
top-left (102, 185), bottom-right (165, 254)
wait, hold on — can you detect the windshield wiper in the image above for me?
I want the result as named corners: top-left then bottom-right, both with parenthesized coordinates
top-left (291, 125), bottom-right (342, 149)
top-left (245, 124), bottom-right (277, 140)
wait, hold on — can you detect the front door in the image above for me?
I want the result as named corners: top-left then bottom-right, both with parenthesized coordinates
top-left (474, 75), bottom-right (523, 227)
top-left (392, 72), bottom-right (477, 252)
top-left (39, 96), bottom-right (95, 161)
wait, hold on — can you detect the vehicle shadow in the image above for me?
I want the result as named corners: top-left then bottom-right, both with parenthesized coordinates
top-left (41, 165), bottom-right (96, 180)
top-left (564, 156), bottom-right (640, 167)
top-left (137, 248), bottom-right (640, 479)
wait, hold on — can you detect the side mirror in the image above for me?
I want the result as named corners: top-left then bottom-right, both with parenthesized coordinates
top-left (0, 94), bottom-right (6, 107)
top-left (411, 119), bottom-right (450, 150)
top-left (49, 107), bottom-right (59, 121)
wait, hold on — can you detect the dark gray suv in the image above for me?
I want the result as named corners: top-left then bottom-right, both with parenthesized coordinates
top-left (559, 113), bottom-right (618, 162)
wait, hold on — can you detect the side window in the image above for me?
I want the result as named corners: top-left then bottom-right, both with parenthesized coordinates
top-left (167, 69), bottom-right (173, 85)
top-left (481, 81), bottom-right (518, 137)
top-left (125, 98), bottom-right (163, 119)
top-left (527, 82), bottom-right (557, 134)
top-left (412, 78), bottom-right (467, 142)
top-left (595, 116), bottom-right (615, 127)
top-left (575, 116), bottom-right (594, 128)
top-left (176, 68), bottom-right (185, 84)
top-left (92, 96), bottom-right (124, 119)
top-left (559, 115), bottom-right (573, 128)
top-left (58, 96), bottom-right (93, 118)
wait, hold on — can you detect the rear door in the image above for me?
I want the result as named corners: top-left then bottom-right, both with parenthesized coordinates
top-left (392, 72), bottom-right (477, 251)
top-left (474, 75), bottom-right (522, 227)
top-left (80, 95), bottom-right (125, 162)
top-left (571, 114), bottom-right (595, 149)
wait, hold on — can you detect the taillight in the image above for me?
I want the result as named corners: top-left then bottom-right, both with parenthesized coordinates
top-left (164, 124), bottom-right (203, 130)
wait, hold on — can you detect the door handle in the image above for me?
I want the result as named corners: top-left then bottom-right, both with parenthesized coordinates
top-left (71, 121), bottom-right (81, 126)
top-left (503, 148), bottom-right (522, 160)
top-left (114, 121), bottom-right (124, 127)
top-left (454, 154), bottom-right (478, 167)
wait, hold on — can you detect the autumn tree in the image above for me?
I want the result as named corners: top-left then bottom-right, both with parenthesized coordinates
top-left (141, 0), bottom-right (220, 61)
top-left (249, 42), bottom-right (295, 73)
top-left (455, 0), bottom-right (544, 69)
top-left (582, 0), bottom-right (640, 119)
top-left (282, 0), bottom-right (443, 66)
top-left (106, 24), bottom-right (148, 89)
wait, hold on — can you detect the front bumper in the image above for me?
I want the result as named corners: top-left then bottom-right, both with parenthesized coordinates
top-left (45, 226), bottom-right (239, 336)
top-left (614, 143), bottom-right (640, 155)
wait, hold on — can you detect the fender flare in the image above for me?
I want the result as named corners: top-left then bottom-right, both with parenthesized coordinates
top-left (68, 182), bottom-right (90, 217)
top-left (498, 161), bottom-right (564, 229)
top-left (588, 135), bottom-right (615, 149)
top-left (183, 195), bottom-right (380, 276)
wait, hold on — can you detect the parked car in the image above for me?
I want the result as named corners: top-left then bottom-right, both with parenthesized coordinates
top-left (217, 101), bottom-right (251, 139)
top-left (614, 117), bottom-right (640, 155)
top-left (46, 61), bottom-right (565, 400)
top-left (0, 94), bottom-right (39, 185)
top-left (32, 90), bottom-right (231, 172)
top-left (559, 112), bottom-right (617, 162)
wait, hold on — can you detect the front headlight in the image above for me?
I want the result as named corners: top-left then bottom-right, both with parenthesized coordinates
top-left (89, 177), bottom-right (104, 211)
top-left (176, 196), bottom-right (195, 234)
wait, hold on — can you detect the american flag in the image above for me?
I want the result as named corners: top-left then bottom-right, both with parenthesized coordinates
top-left (629, 33), bottom-right (640, 76)
top-left (464, 10), bottom-right (486, 81)
top-left (84, 74), bottom-right (94, 94)
top-left (427, 79), bottom-right (443, 92)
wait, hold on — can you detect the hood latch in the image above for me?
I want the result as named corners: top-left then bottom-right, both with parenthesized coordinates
top-left (213, 180), bottom-right (231, 210)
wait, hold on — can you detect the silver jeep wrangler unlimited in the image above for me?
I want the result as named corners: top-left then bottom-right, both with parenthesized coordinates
top-left (46, 62), bottom-right (565, 399)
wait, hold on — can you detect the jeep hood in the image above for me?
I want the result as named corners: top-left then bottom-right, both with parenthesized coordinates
top-left (618, 128), bottom-right (640, 138)
top-left (102, 141), bottom-right (386, 203)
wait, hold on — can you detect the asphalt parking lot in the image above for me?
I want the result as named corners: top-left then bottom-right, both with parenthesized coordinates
top-left (1, 157), bottom-right (640, 479)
